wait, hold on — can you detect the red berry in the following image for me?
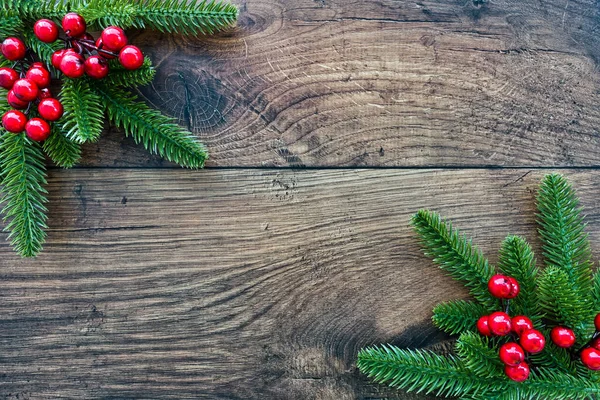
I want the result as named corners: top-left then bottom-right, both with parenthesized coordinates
top-left (84, 55), bottom-right (109, 79)
top-left (550, 326), bottom-right (576, 348)
top-left (25, 118), bottom-right (51, 141)
top-left (505, 362), bottom-right (530, 382)
top-left (95, 38), bottom-right (116, 59)
top-left (476, 315), bottom-right (491, 336)
top-left (38, 88), bottom-right (52, 100)
top-left (594, 314), bottom-right (600, 331)
top-left (101, 26), bottom-right (127, 51)
top-left (505, 277), bottom-right (520, 299)
top-left (0, 67), bottom-right (18, 89)
top-left (7, 90), bottom-right (28, 109)
top-left (30, 62), bottom-right (44, 69)
top-left (118, 45), bottom-right (144, 70)
top-left (488, 311), bottom-right (512, 336)
top-left (52, 49), bottom-right (69, 69)
top-left (62, 13), bottom-right (86, 38)
top-left (25, 66), bottom-right (51, 88)
top-left (34, 19), bottom-right (59, 43)
top-left (1, 37), bottom-right (26, 61)
top-left (511, 316), bottom-right (533, 335)
top-left (38, 98), bottom-right (64, 121)
top-left (520, 329), bottom-right (546, 353)
top-left (12, 79), bottom-right (38, 102)
top-left (488, 274), bottom-right (512, 298)
top-left (59, 53), bottom-right (85, 78)
top-left (499, 342), bottom-right (525, 366)
top-left (2, 110), bottom-right (27, 133)
top-left (582, 347), bottom-right (600, 370)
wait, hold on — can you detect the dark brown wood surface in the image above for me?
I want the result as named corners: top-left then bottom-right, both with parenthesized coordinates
top-left (77, 0), bottom-right (600, 168)
top-left (2, 0), bottom-right (600, 399)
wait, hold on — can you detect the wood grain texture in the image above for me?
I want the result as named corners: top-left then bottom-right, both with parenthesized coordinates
top-left (2, 169), bottom-right (600, 399)
top-left (73, 0), bottom-right (600, 168)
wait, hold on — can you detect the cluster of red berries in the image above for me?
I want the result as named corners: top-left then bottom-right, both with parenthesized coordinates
top-left (34, 13), bottom-right (144, 79)
top-left (476, 274), bottom-right (577, 382)
top-left (0, 38), bottom-right (62, 140)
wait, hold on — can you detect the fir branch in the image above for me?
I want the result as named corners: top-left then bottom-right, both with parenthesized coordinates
top-left (130, 0), bottom-right (238, 35)
top-left (529, 339), bottom-right (579, 375)
top-left (60, 78), bottom-right (105, 143)
top-left (3, 0), bottom-right (73, 20)
top-left (0, 131), bottom-right (48, 257)
top-left (432, 300), bottom-right (488, 336)
top-left (537, 266), bottom-right (595, 345)
top-left (497, 236), bottom-right (541, 321)
top-left (537, 174), bottom-right (594, 295)
top-left (43, 125), bottom-right (82, 168)
top-left (94, 83), bottom-right (207, 169)
top-left (22, 30), bottom-right (62, 73)
top-left (412, 210), bottom-right (499, 310)
top-left (456, 332), bottom-right (504, 378)
top-left (0, 13), bottom-right (23, 38)
top-left (77, 0), bottom-right (138, 28)
top-left (357, 345), bottom-right (501, 398)
top-left (593, 268), bottom-right (600, 312)
top-left (104, 58), bottom-right (155, 88)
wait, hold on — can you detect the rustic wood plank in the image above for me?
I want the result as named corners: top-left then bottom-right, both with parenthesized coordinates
top-left (2, 169), bottom-right (600, 398)
top-left (74, 0), bottom-right (600, 167)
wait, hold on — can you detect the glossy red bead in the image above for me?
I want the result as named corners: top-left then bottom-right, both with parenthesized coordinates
top-left (95, 38), bottom-right (117, 59)
top-left (7, 90), bottom-right (28, 109)
top-left (38, 88), bottom-right (52, 100)
top-left (38, 98), bottom-right (64, 121)
top-left (505, 362), bottom-right (530, 382)
top-left (499, 342), bottom-right (525, 366)
top-left (84, 55), bottom-right (109, 79)
top-left (488, 311), bottom-right (512, 336)
top-left (101, 26), bottom-right (127, 51)
top-left (505, 277), bottom-right (520, 299)
top-left (550, 326), bottom-right (576, 348)
top-left (582, 347), bottom-right (600, 370)
top-left (2, 110), bottom-right (27, 133)
top-left (25, 118), bottom-right (51, 141)
top-left (488, 274), bottom-right (512, 298)
top-left (0, 67), bottom-right (18, 89)
top-left (476, 315), bottom-right (491, 336)
top-left (52, 49), bottom-right (69, 69)
top-left (34, 19), bottom-right (59, 43)
top-left (118, 45), bottom-right (144, 70)
top-left (59, 52), bottom-right (85, 78)
top-left (12, 79), bottom-right (38, 102)
top-left (1, 37), bottom-right (26, 61)
top-left (520, 329), bottom-right (546, 354)
top-left (26, 66), bottom-right (51, 88)
top-left (511, 316), bottom-right (533, 336)
top-left (62, 13), bottom-right (86, 37)
top-left (594, 313), bottom-right (600, 331)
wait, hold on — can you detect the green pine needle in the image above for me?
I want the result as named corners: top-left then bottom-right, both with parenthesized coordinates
top-left (104, 58), bottom-right (156, 88)
top-left (357, 345), bottom-right (500, 398)
top-left (130, 0), bottom-right (238, 35)
top-left (412, 210), bottom-right (499, 311)
top-left (456, 332), bottom-right (504, 378)
top-left (497, 236), bottom-right (541, 321)
top-left (43, 126), bottom-right (82, 168)
top-left (0, 12), bottom-right (23, 38)
top-left (59, 78), bottom-right (105, 143)
top-left (95, 83), bottom-right (207, 169)
top-left (432, 300), bottom-right (488, 335)
top-left (537, 174), bottom-right (594, 294)
top-left (0, 132), bottom-right (48, 258)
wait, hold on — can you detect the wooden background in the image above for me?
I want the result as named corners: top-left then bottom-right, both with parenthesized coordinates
top-left (1, 0), bottom-right (600, 398)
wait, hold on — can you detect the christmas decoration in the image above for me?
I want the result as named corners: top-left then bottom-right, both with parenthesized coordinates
top-left (0, 0), bottom-right (238, 257)
top-left (357, 174), bottom-right (600, 399)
